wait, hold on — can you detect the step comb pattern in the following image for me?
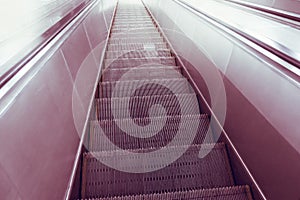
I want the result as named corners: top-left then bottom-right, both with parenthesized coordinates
top-left (99, 78), bottom-right (192, 98)
top-left (101, 65), bottom-right (180, 81)
top-left (89, 114), bottom-right (213, 151)
top-left (82, 144), bottom-right (234, 198)
top-left (80, 185), bottom-right (252, 200)
top-left (104, 57), bottom-right (176, 69)
top-left (96, 94), bottom-right (199, 120)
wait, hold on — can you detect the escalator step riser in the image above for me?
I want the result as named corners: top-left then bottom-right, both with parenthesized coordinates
top-left (114, 17), bottom-right (150, 20)
top-left (80, 185), bottom-right (252, 200)
top-left (101, 66), bottom-right (180, 81)
top-left (111, 27), bottom-right (157, 34)
top-left (104, 57), bottom-right (176, 68)
top-left (109, 37), bottom-right (164, 45)
top-left (105, 50), bottom-right (171, 59)
top-left (82, 143), bottom-right (234, 198)
top-left (107, 43), bottom-right (167, 51)
top-left (112, 25), bottom-right (155, 31)
top-left (96, 94), bottom-right (199, 120)
top-left (89, 114), bottom-right (212, 151)
top-left (114, 21), bottom-right (153, 25)
top-left (110, 32), bottom-right (161, 39)
top-left (99, 79), bottom-right (191, 98)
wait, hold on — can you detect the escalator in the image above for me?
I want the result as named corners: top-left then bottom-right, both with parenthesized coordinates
top-left (79, 0), bottom-right (253, 199)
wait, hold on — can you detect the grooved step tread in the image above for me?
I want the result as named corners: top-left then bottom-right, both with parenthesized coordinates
top-left (96, 93), bottom-right (199, 120)
top-left (105, 49), bottom-right (171, 59)
top-left (81, 143), bottom-right (234, 198)
top-left (114, 21), bottom-right (153, 25)
top-left (89, 114), bottom-right (213, 151)
top-left (112, 27), bottom-right (156, 32)
top-left (79, 185), bottom-right (252, 200)
top-left (104, 57), bottom-right (176, 68)
top-left (101, 65), bottom-right (180, 81)
top-left (107, 43), bottom-right (167, 51)
top-left (110, 32), bottom-right (161, 39)
top-left (99, 78), bottom-right (192, 98)
top-left (109, 37), bottom-right (164, 45)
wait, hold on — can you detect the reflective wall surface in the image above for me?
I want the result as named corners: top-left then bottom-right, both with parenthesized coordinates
top-left (0, 0), bottom-right (89, 76)
top-left (144, 0), bottom-right (300, 199)
top-left (227, 0), bottom-right (300, 15)
top-left (0, 0), bottom-right (116, 199)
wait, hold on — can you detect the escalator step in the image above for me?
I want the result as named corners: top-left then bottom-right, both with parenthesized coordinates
top-left (114, 17), bottom-right (151, 21)
top-left (107, 42), bottom-right (167, 51)
top-left (99, 78), bottom-right (192, 98)
top-left (104, 57), bottom-right (176, 68)
top-left (80, 185), bottom-right (252, 200)
top-left (89, 114), bottom-right (213, 151)
top-left (81, 143), bottom-right (234, 198)
top-left (109, 37), bottom-right (164, 45)
top-left (101, 65), bottom-right (180, 81)
top-left (111, 27), bottom-right (157, 33)
top-left (96, 93), bottom-right (199, 120)
top-left (105, 49), bottom-right (172, 59)
top-left (113, 23), bottom-right (154, 28)
top-left (110, 32), bottom-right (161, 39)
top-left (114, 21), bottom-right (153, 25)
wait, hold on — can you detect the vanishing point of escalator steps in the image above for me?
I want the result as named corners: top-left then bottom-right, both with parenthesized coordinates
top-left (81, 143), bottom-right (234, 198)
top-left (79, 185), bottom-right (252, 200)
top-left (89, 114), bottom-right (213, 151)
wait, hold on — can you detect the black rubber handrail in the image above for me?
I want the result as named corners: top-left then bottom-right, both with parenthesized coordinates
top-left (224, 0), bottom-right (300, 23)
top-left (0, 0), bottom-right (95, 89)
top-left (174, 0), bottom-right (300, 74)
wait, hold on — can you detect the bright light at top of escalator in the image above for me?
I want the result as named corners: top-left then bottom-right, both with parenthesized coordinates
top-left (0, 0), bottom-right (81, 75)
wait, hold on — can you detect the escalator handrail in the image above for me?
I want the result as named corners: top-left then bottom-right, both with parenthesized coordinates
top-left (0, 0), bottom-right (96, 89)
top-left (224, 0), bottom-right (300, 23)
top-left (173, 0), bottom-right (300, 82)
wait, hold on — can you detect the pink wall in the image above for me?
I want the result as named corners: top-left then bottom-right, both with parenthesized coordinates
top-left (0, 0), bottom-right (116, 199)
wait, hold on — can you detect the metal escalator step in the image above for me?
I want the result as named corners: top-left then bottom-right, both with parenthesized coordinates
top-left (80, 185), bottom-right (252, 200)
top-left (107, 42), bottom-right (167, 51)
top-left (96, 93), bottom-right (199, 120)
top-left (112, 25), bottom-right (155, 31)
top-left (109, 37), bottom-right (164, 45)
top-left (104, 57), bottom-right (176, 68)
top-left (114, 21), bottom-right (153, 25)
top-left (110, 31), bottom-right (161, 39)
top-left (99, 78), bottom-right (192, 98)
top-left (89, 114), bottom-right (212, 151)
top-left (81, 143), bottom-right (234, 198)
top-left (105, 49), bottom-right (172, 59)
top-left (101, 65), bottom-right (180, 81)
top-left (114, 19), bottom-right (153, 23)
top-left (114, 16), bottom-right (151, 20)
top-left (111, 27), bottom-right (157, 34)
top-left (115, 14), bottom-right (149, 17)
top-left (113, 22), bottom-right (153, 26)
